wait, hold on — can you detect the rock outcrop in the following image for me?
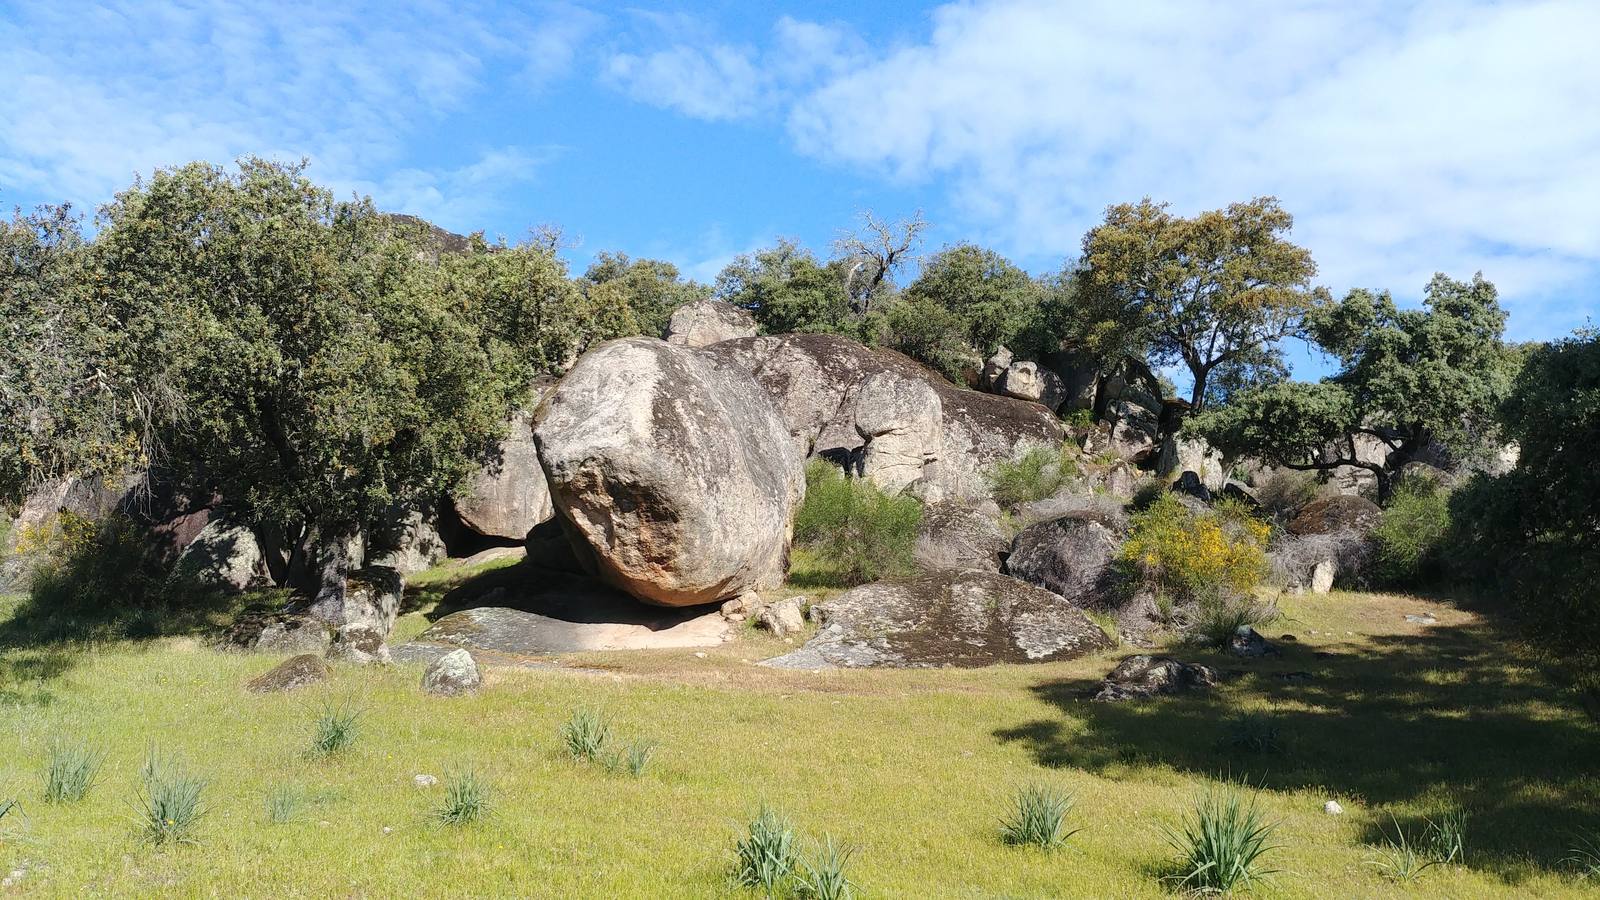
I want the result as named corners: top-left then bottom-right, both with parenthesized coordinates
top-left (1003, 512), bottom-right (1123, 606)
top-left (705, 333), bottom-right (1062, 503)
top-left (761, 570), bottom-right (1112, 669)
top-left (452, 409), bottom-right (554, 543)
top-left (533, 337), bottom-right (803, 607)
top-left (170, 520), bottom-right (266, 593)
top-left (914, 502), bottom-right (1010, 572)
top-left (997, 360), bottom-right (1066, 411)
top-left (248, 654), bottom-right (330, 693)
top-left (1287, 495), bottom-right (1382, 536)
top-left (663, 299), bottom-right (758, 348)
top-left (853, 373), bottom-right (943, 494)
top-left (293, 565), bottom-right (404, 636)
top-left (1094, 655), bottom-right (1218, 701)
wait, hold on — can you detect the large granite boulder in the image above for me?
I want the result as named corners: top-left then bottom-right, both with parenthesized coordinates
top-left (1003, 512), bottom-right (1123, 606)
top-left (1105, 400), bottom-right (1160, 463)
top-left (453, 408), bottom-right (553, 542)
top-left (365, 506), bottom-right (446, 576)
top-left (1287, 495), bottom-right (1382, 537)
top-left (223, 612), bottom-right (333, 654)
top-left (997, 361), bottom-right (1066, 412)
top-left (292, 565), bottom-right (405, 636)
top-left (704, 334), bottom-right (1062, 503)
top-left (854, 372), bottom-right (943, 495)
top-left (533, 337), bottom-right (803, 607)
top-left (170, 520), bottom-right (266, 593)
top-left (761, 570), bottom-right (1112, 669)
top-left (914, 502), bottom-right (1010, 572)
top-left (663, 299), bottom-right (758, 348)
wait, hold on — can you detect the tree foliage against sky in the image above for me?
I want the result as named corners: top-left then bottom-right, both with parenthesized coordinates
top-left (1074, 196), bottom-right (1323, 411)
top-left (1190, 273), bottom-right (1513, 503)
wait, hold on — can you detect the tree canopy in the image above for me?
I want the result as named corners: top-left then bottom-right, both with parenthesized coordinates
top-left (1073, 196), bottom-right (1322, 411)
top-left (1190, 273), bottom-right (1513, 503)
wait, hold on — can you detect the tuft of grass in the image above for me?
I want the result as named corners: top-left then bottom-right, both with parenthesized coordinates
top-left (1162, 788), bottom-right (1280, 894)
top-left (733, 805), bottom-right (799, 895)
top-left (0, 797), bottom-right (16, 822)
top-left (1566, 830), bottom-right (1600, 879)
top-left (1190, 598), bottom-right (1279, 649)
top-left (133, 749), bottom-right (206, 847)
top-left (307, 703), bottom-right (363, 759)
top-left (605, 738), bottom-right (656, 778)
top-left (796, 835), bottom-right (857, 900)
top-left (265, 784), bottom-right (304, 824)
top-left (432, 771), bottom-right (491, 826)
top-left (1368, 815), bottom-right (1439, 882)
top-left (1223, 713), bottom-right (1285, 755)
top-left (999, 784), bottom-right (1079, 851)
top-left (561, 708), bottom-right (612, 763)
top-left (43, 738), bottom-right (104, 804)
top-left (1424, 807), bottom-right (1467, 865)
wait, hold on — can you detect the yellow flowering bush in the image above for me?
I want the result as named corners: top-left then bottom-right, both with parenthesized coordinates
top-left (1120, 494), bottom-right (1269, 605)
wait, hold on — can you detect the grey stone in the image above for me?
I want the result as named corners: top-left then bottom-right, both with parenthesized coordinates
top-left (1227, 626), bottom-right (1276, 658)
top-left (854, 372), bottom-right (943, 495)
top-left (757, 597), bottom-right (806, 637)
top-left (663, 299), bottom-right (758, 348)
top-left (365, 506), bottom-right (446, 576)
top-left (294, 565), bottom-right (405, 636)
top-left (1003, 512), bottom-right (1123, 606)
top-left (400, 599), bottom-right (730, 656)
top-left (997, 360), bottom-right (1066, 411)
top-left (761, 570), bottom-right (1112, 669)
top-left (534, 338), bottom-right (803, 606)
top-left (422, 649), bottom-right (481, 696)
top-left (453, 408), bottom-right (553, 542)
top-left (980, 346), bottom-right (1014, 390)
top-left (224, 613), bottom-right (333, 654)
top-left (915, 502), bottom-right (1010, 572)
top-left (1288, 495), bottom-right (1382, 537)
top-left (248, 654), bottom-right (330, 693)
top-left (1094, 655), bottom-right (1218, 702)
top-left (327, 623), bottom-right (391, 665)
top-left (171, 520), bottom-right (265, 592)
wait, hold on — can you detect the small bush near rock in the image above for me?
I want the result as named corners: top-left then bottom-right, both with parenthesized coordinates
top-left (135, 749), bottom-right (207, 847)
top-left (1253, 470), bottom-right (1321, 522)
top-left (1162, 788), bottom-right (1280, 894)
top-left (433, 771), bottom-right (491, 826)
top-left (988, 444), bottom-right (1079, 508)
top-left (732, 805), bottom-right (798, 895)
top-left (308, 703), bottom-right (363, 758)
top-left (1190, 600), bottom-right (1279, 650)
top-left (999, 784), bottom-right (1079, 850)
top-left (1372, 477), bottom-right (1452, 586)
top-left (1120, 494), bottom-right (1269, 608)
top-left (793, 461), bottom-right (921, 586)
top-left (43, 738), bottom-right (104, 804)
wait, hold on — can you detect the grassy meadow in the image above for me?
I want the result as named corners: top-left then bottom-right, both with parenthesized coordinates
top-left (0, 565), bottom-right (1597, 897)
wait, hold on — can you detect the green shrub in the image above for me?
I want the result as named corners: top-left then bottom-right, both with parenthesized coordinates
top-left (882, 295), bottom-right (976, 384)
top-left (733, 805), bottom-right (798, 894)
top-left (1163, 788), bottom-right (1280, 894)
top-left (988, 444), bottom-right (1079, 508)
top-left (1120, 494), bottom-right (1270, 608)
top-left (43, 738), bottom-right (104, 804)
top-left (1567, 830), bottom-right (1600, 879)
top-left (433, 771), bottom-right (491, 826)
top-left (1424, 807), bottom-right (1467, 865)
top-left (605, 739), bottom-right (656, 778)
top-left (796, 836), bottom-right (857, 900)
top-left (308, 704), bottom-right (362, 758)
top-left (135, 750), bottom-right (206, 846)
top-left (793, 461), bottom-right (921, 586)
top-left (999, 784), bottom-right (1078, 850)
top-left (1253, 469), bottom-right (1320, 522)
top-left (1190, 597), bottom-right (1279, 649)
top-left (1372, 476), bottom-right (1452, 586)
top-left (1223, 713), bottom-right (1285, 755)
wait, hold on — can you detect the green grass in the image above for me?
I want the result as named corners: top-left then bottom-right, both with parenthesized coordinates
top-left (999, 784), bottom-right (1078, 850)
top-left (433, 770), bottom-right (492, 826)
top-left (133, 749), bottom-right (207, 847)
top-left (733, 805), bottom-right (798, 894)
top-left (0, 582), bottom-right (1597, 895)
top-left (1162, 787), bottom-right (1281, 893)
top-left (308, 703), bottom-right (363, 758)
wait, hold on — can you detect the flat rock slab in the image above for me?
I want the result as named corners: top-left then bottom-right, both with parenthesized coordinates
top-left (761, 570), bottom-right (1111, 670)
top-left (398, 605), bottom-right (730, 658)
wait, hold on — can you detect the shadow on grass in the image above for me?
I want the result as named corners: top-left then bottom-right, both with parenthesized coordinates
top-left (995, 616), bottom-right (1600, 882)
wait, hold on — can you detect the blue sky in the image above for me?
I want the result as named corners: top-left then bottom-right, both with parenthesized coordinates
top-left (3, 0), bottom-right (1597, 363)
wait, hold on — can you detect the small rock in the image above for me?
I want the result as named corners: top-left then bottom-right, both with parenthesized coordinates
top-left (721, 591), bottom-right (760, 622)
top-left (1324, 800), bottom-right (1344, 816)
top-left (757, 597), bottom-right (806, 638)
top-left (382, 826), bottom-right (393, 835)
top-left (1227, 626), bottom-right (1277, 658)
top-left (693, 651), bottom-right (707, 659)
top-left (1404, 613), bottom-right (1438, 625)
top-left (414, 774), bottom-right (439, 788)
top-left (3, 869), bottom-right (25, 888)
top-left (326, 623), bottom-right (391, 665)
top-left (421, 649), bottom-right (481, 696)
top-left (247, 654), bottom-right (330, 693)
top-left (1095, 655), bottom-right (1218, 702)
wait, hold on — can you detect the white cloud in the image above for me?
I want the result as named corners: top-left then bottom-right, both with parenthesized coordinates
top-left (601, 15), bottom-right (862, 121)
top-left (0, 0), bottom-right (599, 226)
top-left (786, 0), bottom-right (1600, 337)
